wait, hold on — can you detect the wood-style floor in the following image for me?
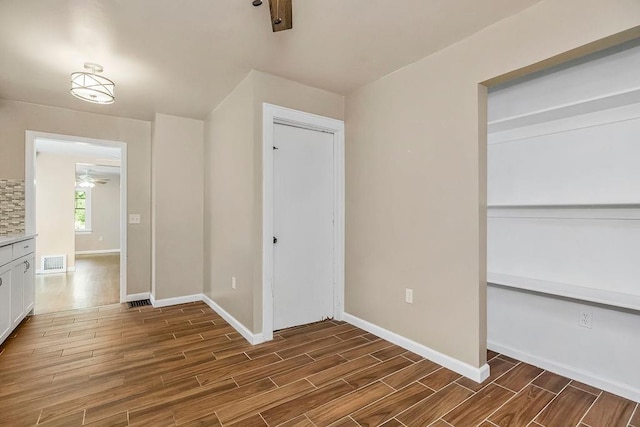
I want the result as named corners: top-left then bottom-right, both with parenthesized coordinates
top-left (0, 301), bottom-right (637, 427)
top-left (35, 254), bottom-right (119, 314)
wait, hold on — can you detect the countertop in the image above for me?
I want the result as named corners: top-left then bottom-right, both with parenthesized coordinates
top-left (0, 234), bottom-right (37, 247)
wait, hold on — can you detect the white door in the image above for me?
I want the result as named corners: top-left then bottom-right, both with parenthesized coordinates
top-left (273, 123), bottom-right (335, 330)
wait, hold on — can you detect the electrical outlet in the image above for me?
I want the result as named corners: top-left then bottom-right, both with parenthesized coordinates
top-left (405, 288), bottom-right (414, 304)
top-left (128, 214), bottom-right (141, 224)
top-left (579, 309), bottom-right (593, 329)
top-left (231, 276), bottom-right (236, 290)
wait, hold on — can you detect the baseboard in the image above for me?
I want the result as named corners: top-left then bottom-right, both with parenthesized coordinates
top-left (150, 293), bottom-right (202, 308)
top-left (201, 294), bottom-right (264, 345)
top-left (75, 249), bottom-right (120, 255)
top-left (36, 267), bottom-right (75, 275)
top-left (126, 292), bottom-right (150, 302)
top-left (488, 340), bottom-right (640, 402)
top-left (343, 312), bottom-right (490, 383)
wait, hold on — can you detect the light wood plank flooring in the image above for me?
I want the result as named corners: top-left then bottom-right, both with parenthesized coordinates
top-left (35, 254), bottom-right (119, 314)
top-left (0, 301), bottom-right (637, 426)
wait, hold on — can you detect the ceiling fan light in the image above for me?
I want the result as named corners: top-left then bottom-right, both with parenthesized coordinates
top-left (77, 180), bottom-right (95, 188)
top-left (70, 63), bottom-right (115, 104)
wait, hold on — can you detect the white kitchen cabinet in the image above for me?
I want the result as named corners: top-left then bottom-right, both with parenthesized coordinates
top-left (0, 235), bottom-right (36, 345)
top-left (23, 255), bottom-right (35, 314)
top-left (0, 267), bottom-right (11, 341)
top-left (10, 262), bottom-right (24, 327)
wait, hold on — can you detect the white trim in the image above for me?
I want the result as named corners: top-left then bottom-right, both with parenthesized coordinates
top-left (126, 292), bottom-right (150, 302)
top-left (343, 312), bottom-right (491, 383)
top-left (75, 249), bottom-right (121, 255)
top-left (150, 293), bottom-right (202, 308)
top-left (201, 294), bottom-right (265, 345)
top-left (36, 266), bottom-right (76, 275)
top-left (488, 339), bottom-right (640, 402)
top-left (262, 103), bottom-right (345, 341)
top-left (25, 131), bottom-right (128, 304)
top-left (143, 293), bottom-right (265, 345)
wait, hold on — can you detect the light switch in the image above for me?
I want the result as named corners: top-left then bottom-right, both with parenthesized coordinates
top-left (128, 214), bottom-right (141, 224)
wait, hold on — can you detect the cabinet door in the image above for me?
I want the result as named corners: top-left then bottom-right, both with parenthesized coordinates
top-left (10, 263), bottom-right (24, 327)
top-left (23, 256), bottom-right (35, 314)
top-left (0, 269), bottom-right (11, 340)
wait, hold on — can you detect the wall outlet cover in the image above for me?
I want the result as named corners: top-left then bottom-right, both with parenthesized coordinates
top-left (405, 288), bottom-right (414, 304)
top-left (579, 309), bottom-right (593, 329)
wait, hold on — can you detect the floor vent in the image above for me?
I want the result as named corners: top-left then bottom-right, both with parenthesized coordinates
top-left (41, 255), bottom-right (66, 274)
top-left (128, 299), bottom-right (152, 308)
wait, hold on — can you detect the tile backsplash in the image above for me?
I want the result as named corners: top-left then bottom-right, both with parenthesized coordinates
top-left (0, 179), bottom-right (25, 235)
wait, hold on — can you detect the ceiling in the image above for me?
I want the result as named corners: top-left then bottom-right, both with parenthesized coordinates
top-left (76, 163), bottom-right (120, 177)
top-left (0, 0), bottom-right (542, 121)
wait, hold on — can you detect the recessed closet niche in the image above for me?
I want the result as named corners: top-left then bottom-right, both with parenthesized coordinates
top-left (486, 39), bottom-right (640, 402)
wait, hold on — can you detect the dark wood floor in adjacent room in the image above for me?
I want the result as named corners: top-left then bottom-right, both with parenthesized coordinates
top-left (0, 301), bottom-right (637, 427)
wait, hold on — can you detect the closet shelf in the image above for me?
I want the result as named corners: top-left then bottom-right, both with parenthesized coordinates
top-left (487, 272), bottom-right (640, 312)
top-left (488, 87), bottom-right (640, 133)
top-left (488, 203), bottom-right (640, 209)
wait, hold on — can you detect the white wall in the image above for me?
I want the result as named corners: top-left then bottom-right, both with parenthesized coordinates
top-left (0, 99), bottom-right (151, 295)
top-left (487, 42), bottom-right (640, 401)
top-left (488, 286), bottom-right (640, 402)
top-left (35, 153), bottom-right (76, 271)
top-left (75, 175), bottom-right (120, 253)
top-left (151, 113), bottom-right (204, 301)
top-left (204, 70), bottom-right (345, 334)
top-left (345, 0), bottom-right (640, 371)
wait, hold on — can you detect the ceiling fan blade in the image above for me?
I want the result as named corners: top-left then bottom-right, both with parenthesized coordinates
top-left (268, 0), bottom-right (292, 32)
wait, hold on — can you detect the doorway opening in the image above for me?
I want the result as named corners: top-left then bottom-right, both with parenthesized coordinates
top-left (25, 132), bottom-right (128, 314)
top-left (262, 103), bottom-right (345, 341)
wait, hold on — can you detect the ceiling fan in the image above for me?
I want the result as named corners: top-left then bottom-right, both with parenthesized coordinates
top-left (76, 170), bottom-right (110, 188)
top-left (253, 0), bottom-right (292, 32)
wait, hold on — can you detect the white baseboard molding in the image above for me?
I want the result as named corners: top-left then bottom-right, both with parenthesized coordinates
top-left (36, 267), bottom-right (75, 275)
top-left (488, 340), bottom-right (640, 402)
top-left (126, 293), bottom-right (150, 302)
top-left (150, 293), bottom-right (202, 308)
top-left (201, 294), bottom-right (264, 345)
top-left (343, 312), bottom-right (490, 383)
top-left (145, 293), bottom-right (264, 346)
top-left (76, 249), bottom-right (120, 255)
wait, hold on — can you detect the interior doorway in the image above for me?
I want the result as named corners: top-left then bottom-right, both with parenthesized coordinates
top-left (262, 104), bottom-right (345, 341)
top-left (25, 132), bottom-right (128, 313)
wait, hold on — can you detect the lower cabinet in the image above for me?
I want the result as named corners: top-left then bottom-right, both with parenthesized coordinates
top-left (0, 237), bottom-right (36, 345)
top-left (10, 262), bottom-right (25, 327)
top-left (0, 267), bottom-right (11, 341)
top-left (23, 255), bottom-right (35, 315)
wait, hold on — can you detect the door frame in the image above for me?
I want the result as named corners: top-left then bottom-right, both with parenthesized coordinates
top-left (25, 131), bottom-right (128, 303)
top-left (262, 103), bottom-right (345, 341)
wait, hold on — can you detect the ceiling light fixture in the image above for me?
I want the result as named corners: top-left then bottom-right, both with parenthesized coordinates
top-left (70, 63), bottom-right (115, 104)
top-left (77, 171), bottom-right (97, 188)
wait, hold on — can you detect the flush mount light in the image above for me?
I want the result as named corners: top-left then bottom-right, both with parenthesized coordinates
top-left (70, 62), bottom-right (115, 104)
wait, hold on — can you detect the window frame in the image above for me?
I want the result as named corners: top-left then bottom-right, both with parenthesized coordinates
top-left (74, 187), bottom-right (93, 233)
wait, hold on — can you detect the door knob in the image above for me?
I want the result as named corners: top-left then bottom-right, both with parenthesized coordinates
top-left (273, 236), bottom-right (278, 244)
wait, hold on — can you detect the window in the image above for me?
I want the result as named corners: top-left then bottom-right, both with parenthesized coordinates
top-left (74, 188), bottom-right (92, 232)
